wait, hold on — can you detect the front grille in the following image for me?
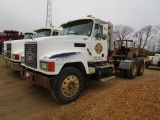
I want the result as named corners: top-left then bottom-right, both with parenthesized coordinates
top-left (25, 42), bottom-right (37, 68)
top-left (6, 43), bottom-right (11, 58)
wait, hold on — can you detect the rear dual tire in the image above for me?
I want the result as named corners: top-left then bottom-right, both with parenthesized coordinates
top-left (127, 62), bottom-right (138, 79)
top-left (137, 62), bottom-right (144, 76)
top-left (120, 60), bottom-right (144, 79)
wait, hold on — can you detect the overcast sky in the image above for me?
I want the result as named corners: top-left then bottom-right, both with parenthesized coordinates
top-left (0, 0), bottom-right (160, 32)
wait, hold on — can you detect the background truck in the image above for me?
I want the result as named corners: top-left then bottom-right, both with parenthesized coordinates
top-left (112, 40), bottom-right (147, 58)
top-left (0, 30), bottom-right (24, 54)
top-left (20, 16), bottom-right (144, 104)
top-left (145, 54), bottom-right (160, 68)
top-left (5, 27), bottom-right (61, 71)
top-left (2, 32), bottom-right (34, 57)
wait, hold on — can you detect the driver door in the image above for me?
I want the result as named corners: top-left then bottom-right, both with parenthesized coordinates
top-left (91, 24), bottom-right (107, 61)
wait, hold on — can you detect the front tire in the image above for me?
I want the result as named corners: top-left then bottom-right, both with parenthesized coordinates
top-left (51, 67), bottom-right (84, 104)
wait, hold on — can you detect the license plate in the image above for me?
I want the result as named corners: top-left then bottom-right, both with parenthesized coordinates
top-left (26, 72), bottom-right (30, 77)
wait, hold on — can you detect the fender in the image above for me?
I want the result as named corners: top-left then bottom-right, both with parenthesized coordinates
top-left (39, 51), bottom-right (89, 75)
top-left (119, 60), bottom-right (133, 70)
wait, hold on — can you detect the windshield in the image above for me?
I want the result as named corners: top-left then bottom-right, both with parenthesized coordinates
top-left (24, 33), bottom-right (33, 39)
top-left (35, 29), bottom-right (51, 38)
top-left (61, 19), bottom-right (93, 36)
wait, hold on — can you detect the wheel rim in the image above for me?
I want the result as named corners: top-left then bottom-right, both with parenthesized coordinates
top-left (132, 63), bottom-right (137, 75)
top-left (140, 64), bottom-right (144, 73)
top-left (61, 75), bottom-right (79, 97)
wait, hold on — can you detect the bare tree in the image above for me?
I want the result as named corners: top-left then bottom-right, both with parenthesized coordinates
top-left (134, 30), bottom-right (144, 49)
top-left (134, 25), bottom-right (156, 49)
top-left (152, 25), bottom-right (160, 52)
top-left (147, 40), bottom-right (156, 52)
top-left (114, 24), bottom-right (134, 40)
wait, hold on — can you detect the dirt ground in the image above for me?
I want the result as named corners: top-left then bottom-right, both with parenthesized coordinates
top-left (0, 55), bottom-right (160, 120)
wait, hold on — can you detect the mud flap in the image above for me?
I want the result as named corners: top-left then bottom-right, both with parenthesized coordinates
top-left (119, 60), bottom-right (132, 70)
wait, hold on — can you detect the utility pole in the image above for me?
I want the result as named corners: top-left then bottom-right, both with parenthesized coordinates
top-left (46, 0), bottom-right (52, 27)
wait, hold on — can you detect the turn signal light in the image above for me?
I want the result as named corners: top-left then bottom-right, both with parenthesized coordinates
top-left (15, 55), bottom-right (20, 60)
top-left (48, 62), bottom-right (55, 71)
top-left (13, 54), bottom-right (20, 60)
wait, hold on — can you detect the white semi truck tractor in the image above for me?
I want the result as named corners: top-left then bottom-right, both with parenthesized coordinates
top-left (2, 32), bottom-right (34, 58)
top-left (20, 16), bottom-right (144, 104)
top-left (5, 27), bottom-right (61, 71)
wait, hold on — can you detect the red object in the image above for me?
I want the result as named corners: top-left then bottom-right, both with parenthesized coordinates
top-left (107, 56), bottom-right (114, 61)
top-left (48, 62), bottom-right (55, 71)
top-left (0, 30), bottom-right (24, 45)
top-left (15, 55), bottom-right (20, 60)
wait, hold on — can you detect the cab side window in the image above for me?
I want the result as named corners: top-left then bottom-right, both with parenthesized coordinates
top-left (93, 24), bottom-right (103, 38)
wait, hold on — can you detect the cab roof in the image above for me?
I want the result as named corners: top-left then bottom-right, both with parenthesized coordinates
top-left (61, 16), bottom-right (111, 27)
top-left (34, 27), bottom-right (61, 32)
top-left (24, 31), bottom-right (35, 34)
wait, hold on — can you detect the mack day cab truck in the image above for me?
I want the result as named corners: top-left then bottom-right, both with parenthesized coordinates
top-left (20, 16), bottom-right (144, 104)
top-left (5, 27), bottom-right (61, 71)
top-left (2, 32), bottom-right (34, 58)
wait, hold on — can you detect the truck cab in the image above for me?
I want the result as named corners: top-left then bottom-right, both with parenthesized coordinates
top-left (20, 16), bottom-right (114, 104)
top-left (2, 32), bottom-right (35, 57)
top-left (5, 27), bottom-right (61, 71)
top-left (0, 30), bottom-right (24, 54)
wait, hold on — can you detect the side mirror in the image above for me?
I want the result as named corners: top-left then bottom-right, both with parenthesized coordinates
top-left (101, 35), bottom-right (107, 40)
top-left (31, 35), bottom-right (35, 40)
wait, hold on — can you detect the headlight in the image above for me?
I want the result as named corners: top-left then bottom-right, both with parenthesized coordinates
top-left (12, 54), bottom-right (20, 60)
top-left (21, 57), bottom-right (25, 63)
top-left (40, 61), bottom-right (55, 71)
top-left (40, 62), bottom-right (47, 70)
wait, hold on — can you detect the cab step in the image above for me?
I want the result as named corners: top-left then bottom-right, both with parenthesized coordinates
top-left (99, 76), bottom-right (116, 82)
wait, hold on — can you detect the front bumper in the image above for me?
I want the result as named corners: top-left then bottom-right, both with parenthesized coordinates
top-left (20, 66), bottom-right (51, 91)
top-left (5, 58), bottom-right (21, 71)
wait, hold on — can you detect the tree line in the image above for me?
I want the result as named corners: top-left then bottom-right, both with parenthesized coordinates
top-left (114, 24), bottom-right (160, 53)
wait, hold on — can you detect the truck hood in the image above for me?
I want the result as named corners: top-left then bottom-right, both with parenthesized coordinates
top-left (31, 35), bottom-right (89, 59)
top-left (11, 39), bottom-right (32, 53)
top-left (24, 35), bottom-right (89, 72)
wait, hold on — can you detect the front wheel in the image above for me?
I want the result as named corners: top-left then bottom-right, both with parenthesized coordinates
top-left (51, 67), bottom-right (84, 104)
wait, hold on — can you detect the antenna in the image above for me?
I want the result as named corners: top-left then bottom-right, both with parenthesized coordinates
top-left (46, 0), bottom-right (52, 27)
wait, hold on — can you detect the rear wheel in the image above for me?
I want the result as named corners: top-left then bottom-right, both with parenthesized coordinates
top-left (120, 69), bottom-right (127, 78)
top-left (137, 62), bottom-right (144, 76)
top-left (51, 67), bottom-right (84, 104)
top-left (127, 62), bottom-right (138, 79)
